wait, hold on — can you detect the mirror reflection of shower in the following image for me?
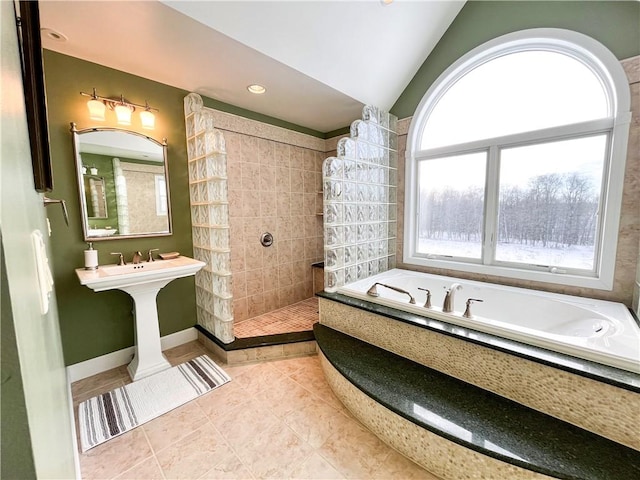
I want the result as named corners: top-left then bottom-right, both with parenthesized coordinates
top-left (72, 125), bottom-right (172, 240)
top-left (113, 158), bottom-right (167, 235)
top-left (84, 175), bottom-right (107, 218)
top-left (112, 158), bottom-right (129, 235)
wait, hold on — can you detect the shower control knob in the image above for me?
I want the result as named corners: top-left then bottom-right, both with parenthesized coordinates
top-left (260, 232), bottom-right (274, 247)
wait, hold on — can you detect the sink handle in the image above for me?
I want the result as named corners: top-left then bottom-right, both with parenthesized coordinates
top-left (147, 248), bottom-right (159, 262)
top-left (110, 252), bottom-right (126, 266)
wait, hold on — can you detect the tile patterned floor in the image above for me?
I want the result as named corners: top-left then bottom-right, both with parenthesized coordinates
top-left (72, 341), bottom-right (440, 479)
top-left (234, 298), bottom-right (319, 338)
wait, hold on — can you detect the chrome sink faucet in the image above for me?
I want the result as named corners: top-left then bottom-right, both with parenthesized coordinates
top-left (147, 248), bottom-right (159, 262)
top-left (442, 283), bottom-right (462, 313)
top-left (110, 252), bottom-right (126, 266)
top-left (132, 251), bottom-right (143, 264)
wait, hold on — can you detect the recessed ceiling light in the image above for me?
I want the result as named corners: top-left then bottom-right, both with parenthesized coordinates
top-left (41, 28), bottom-right (68, 42)
top-left (381, 0), bottom-right (394, 5)
top-left (247, 84), bottom-right (266, 95)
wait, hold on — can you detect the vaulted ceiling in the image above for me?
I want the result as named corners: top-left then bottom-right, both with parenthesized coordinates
top-left (39, 1), bottom-right (465, 133)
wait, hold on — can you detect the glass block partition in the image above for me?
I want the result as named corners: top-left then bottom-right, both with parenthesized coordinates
top-left (112, 158), bottom-right (130, 235)
top-left (184, 93), bottom-right (234, 343)
top-left (323, 105), bottom-right (398, 292)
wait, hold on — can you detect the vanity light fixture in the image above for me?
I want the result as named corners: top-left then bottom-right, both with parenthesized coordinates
top-left (80, 89), bottom-right (159, 129)
top-left (114, 95), bottom-right (133, 126)
top-left (86, 88), bottom-right (106, 121)
top-left (139, 102), bottom-right (155, 130)
top-left (247, 84), bottom-right (266, 94)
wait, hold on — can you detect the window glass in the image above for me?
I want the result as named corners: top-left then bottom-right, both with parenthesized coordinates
top-left (417, 152), bottom-right (487, 259)
top-left (496, 135), bottom-right (606, 270)
top-left (406, 30), bottom-right (630, 289)
top-left (421, 51), bottom-right (609, 150)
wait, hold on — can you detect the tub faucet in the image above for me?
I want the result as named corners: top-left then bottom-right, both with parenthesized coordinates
top-left (417, 288), bottom-right (432, 308)
top-left (463, 298), bottom-right (484, 318)
top-left (132, 251), bottom-right (143, 264)
top-left (442, 283), bottom-right (462, 313)
top-left (367, 282), bottom-right (416, 304)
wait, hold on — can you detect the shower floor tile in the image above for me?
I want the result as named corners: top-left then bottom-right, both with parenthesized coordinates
top-left (234, 297), bottom-right (319, 338)
top-left (72, 342), bottom-right (440, 480)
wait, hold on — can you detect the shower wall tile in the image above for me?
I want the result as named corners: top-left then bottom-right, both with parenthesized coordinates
top-left (218, 107), bottom-right (325, 324)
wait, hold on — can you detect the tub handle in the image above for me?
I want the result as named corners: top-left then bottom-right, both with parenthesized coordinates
top-left (463, 298), bottom-right (484, 319)
top-left (417, 288), bottom-right (431, 308)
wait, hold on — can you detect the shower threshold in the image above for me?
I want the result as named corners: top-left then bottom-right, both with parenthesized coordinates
top-left (196, 298), bottom-right (318, 363)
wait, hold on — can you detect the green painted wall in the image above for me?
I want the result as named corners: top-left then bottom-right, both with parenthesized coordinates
top-left (392, 1), bottom-right (640, 119)
top-left (200, 96), bottom-right (326, 139)
top-left (43, 50), bottom-right (328, 365)
top-left (1, 241), bottom-right (37, 479)
top-left (44, 51), bottom-right (198, 365)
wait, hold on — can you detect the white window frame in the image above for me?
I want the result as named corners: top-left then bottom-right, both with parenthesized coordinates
top-left (404, 29), bottom-right (631, 290)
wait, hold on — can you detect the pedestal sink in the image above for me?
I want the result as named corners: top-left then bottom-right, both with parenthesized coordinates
top-left (76, 255), bottom-right (205, 381)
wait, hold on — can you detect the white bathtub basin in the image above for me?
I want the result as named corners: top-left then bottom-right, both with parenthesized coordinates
top-left (337, 269), bottom-right (640, 374)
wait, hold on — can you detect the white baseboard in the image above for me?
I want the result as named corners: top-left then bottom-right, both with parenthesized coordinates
top-left (66, 327), bottom-right (198, 383)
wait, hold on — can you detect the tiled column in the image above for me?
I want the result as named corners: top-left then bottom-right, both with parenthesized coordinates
top-left (323, 106), bottom-right (398, 292)
top-left (184, 93), bottom-right (234, 343)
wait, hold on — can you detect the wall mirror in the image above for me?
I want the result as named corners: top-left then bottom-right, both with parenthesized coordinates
top-left (71, 123), bottom-right (172, 240)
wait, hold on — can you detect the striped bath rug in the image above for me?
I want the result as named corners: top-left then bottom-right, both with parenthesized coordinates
top-left (78, 355), bottom-right (230, 452)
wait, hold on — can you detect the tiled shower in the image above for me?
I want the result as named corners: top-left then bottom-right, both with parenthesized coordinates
top-left (185, 94), bottom-right (398, 341)
top-left (184, 93), bottom-right (325, 342)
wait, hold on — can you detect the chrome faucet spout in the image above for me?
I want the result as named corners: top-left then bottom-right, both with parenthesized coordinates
top-left (366, 282), bottom-right (416, 304)
top-left (442, 283), bottom-right (462, 313)
top-left (132, 251), bottom-right (143, 264)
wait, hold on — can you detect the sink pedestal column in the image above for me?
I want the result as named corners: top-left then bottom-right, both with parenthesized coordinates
top-left (75, 256), bottom-right (206, 382)
top-left (120, 281), bottom-right (172, 381)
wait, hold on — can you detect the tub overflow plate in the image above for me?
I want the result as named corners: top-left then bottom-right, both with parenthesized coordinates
top-left (260, 232), bottom-right (274, 247)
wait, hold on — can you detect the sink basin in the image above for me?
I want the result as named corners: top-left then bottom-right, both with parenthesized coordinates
top-left (76, 256), bottom-right (206, 292)
top-left (76, 255), bottom-right (205, 381)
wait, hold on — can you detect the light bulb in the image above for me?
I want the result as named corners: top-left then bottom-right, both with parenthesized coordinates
top-left (87, 99), bottom-right (106, 121)
top-left (140, 109), bottom-right (155, 130)
top-left (114, 104), bottom-right (132, 125)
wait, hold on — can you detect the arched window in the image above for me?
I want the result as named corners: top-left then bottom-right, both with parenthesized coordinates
top-left (404, 29), bottom-right (631, 289)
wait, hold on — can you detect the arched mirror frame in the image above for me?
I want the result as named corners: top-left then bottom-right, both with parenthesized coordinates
top-left (71, 122), bottom-right (172, 241)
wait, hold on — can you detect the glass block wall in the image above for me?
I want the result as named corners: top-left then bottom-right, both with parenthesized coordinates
top-left (112, 158), bottom-right (130, 235)
top-left (184, 93), bottom-right (234, 343)
top-left (323, 105), bottom-right (398, 292)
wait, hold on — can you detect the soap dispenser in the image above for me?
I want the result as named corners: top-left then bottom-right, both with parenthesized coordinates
top-left (84, 242), bottom-right (98, 270)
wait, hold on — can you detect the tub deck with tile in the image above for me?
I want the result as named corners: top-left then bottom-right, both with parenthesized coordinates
top-left (315, 324), bottom-right (640, 480)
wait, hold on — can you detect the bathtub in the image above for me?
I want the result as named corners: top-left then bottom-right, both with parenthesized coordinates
top-left (336, 269), bottom-right (640, 374)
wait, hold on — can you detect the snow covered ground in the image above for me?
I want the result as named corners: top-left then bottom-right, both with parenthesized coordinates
top-left (418, 238), bottom-right (595, 270)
